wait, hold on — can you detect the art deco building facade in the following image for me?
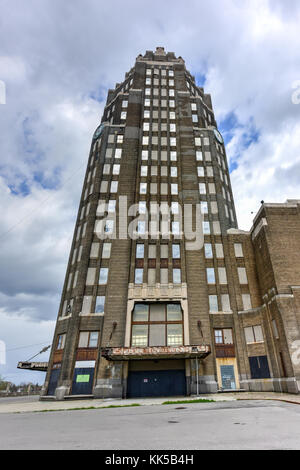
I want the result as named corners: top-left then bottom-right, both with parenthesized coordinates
top-left (42, 47), bottom-right (300, 399)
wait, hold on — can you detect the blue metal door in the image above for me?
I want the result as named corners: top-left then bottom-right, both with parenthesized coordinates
top-left (220, 365), bottom-right (236, 390)
top-left (127, 369), bottom-right (186, 398)
top-left (47, 368), bottom-right (60, 396)
top-left (71, 367), bottom-right (95, 395)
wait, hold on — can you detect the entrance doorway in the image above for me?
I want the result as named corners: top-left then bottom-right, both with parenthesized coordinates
top-left (127, 359), bottom-right (186, 398)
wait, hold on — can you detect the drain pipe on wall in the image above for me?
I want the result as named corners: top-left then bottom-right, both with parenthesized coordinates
top-left (196, 357), bottom-right (199, 396)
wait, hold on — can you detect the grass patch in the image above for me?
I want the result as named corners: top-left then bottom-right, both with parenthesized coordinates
top-left (33, 403), bottom-right (141, 413)
top-left (162, 398), bottom-right (215, 405)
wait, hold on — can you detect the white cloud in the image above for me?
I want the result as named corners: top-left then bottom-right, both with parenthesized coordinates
top-left (1, 0), bottom-right (300, 383)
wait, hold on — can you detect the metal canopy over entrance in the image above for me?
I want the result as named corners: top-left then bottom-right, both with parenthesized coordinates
top-left (101, 345), bottom-right (210, 361)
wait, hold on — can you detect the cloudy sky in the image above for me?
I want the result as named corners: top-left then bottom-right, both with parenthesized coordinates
top-left (0, 0), bottom-right (300, 385)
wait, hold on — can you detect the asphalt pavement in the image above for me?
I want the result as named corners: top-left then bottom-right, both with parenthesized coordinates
top-left (0, 399), bottom-right (299, 450)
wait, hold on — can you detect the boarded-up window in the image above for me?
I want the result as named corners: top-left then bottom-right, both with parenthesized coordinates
top-left (218, 267), bottom-right (227, 284)
top-left (221, 294), bottom-right (231, 312)
top-left (242, 294), bottom-right (252, 310)
top-left (234, 243), bottom-right (244, 257)
top-left (160, 268), bottom-right (168, 284)
top-left (148, 269), bottom-right (156, 285)
top-left (82, 296), bottom-right (92, 314)
top-left (86, 268), bottom-right (96, 286)
top-left (238, 267), bottom-right (248, 284)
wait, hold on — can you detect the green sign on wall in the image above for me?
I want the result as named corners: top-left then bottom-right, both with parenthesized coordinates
top-left (76, 374), bottom-right (90, 383)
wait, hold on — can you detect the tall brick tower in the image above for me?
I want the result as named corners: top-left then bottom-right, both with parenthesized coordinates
top-left (42, 48), bottom-right (300, 399)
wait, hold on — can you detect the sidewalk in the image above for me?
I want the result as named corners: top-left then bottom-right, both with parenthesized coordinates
top-left (0, 392), bottom-right (299, 414)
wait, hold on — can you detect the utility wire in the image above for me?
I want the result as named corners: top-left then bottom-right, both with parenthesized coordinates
top-left (6, 341), bottom-right (51, 352)
top-left (0, 162), bottom-right (85, 241)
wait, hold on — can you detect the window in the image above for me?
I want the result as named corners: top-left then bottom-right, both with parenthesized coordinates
top-left (137, 221), bottom-right (146, 235)
top-left (213, 221), bottom-right (221, 235)
top-left (104, 220), bottom-right (114, 234)
top-left (160, 268), bottom-right (168, 284)
top-left (136, 244), bottom-right (144, 258)
top-left (140, 183), bottom-right (147, 194)
top-left (102, 243), bottom-right (111, 258)
top-left (115, 149), bottom-right (122, 159)
top-left (99, 268), bottom-right (108, 284)
top-left (238, 267), bottom-right (248, 284)
top-left (203, 221), bottom-right (210, 235)
top-left (215, 244), bottom-right (224, 258)
top-left (100, 181), bottom-right (108, 193)
top-left (172, 244), bottom-right (180, 259)
top-left (204, 243), bottom-right (213, 258)
top-left (110, 181), bottom-right (118, 193)
top-left (234, 243), bottom-right (243, 257)
top-left (172, 221), bottom-right (180, 235)
top-left (108, 200), bottom-right (116, 212)
top-left (135, 268), bottom-right (143, 284)
top-left (120, 111), bottom-right (127, 120)
top-left (81, 296), bottom-right (92, 314)
top-left (218, 267), bottom-right (227, 284)
top-left (86, 267), bottom-right (96, 285)
top-left (103, 164), bottom-right (110, 175)
top-left (199, 183), bottom-right (206, 194)
top-left (214, 328), bottom-right (233, 345)
top-left (161, 166), bottom-right (167, 177)
top-left (244, 325), bottom-right (264, 344)
top-left (95, 296), bottom-right (105, 314)
top-left (170, 151), bottom-right (177, 161)
top-left (242, 294), bottom-right (252, 310)
top-left (208, 183), bottom-right (216, 194)
top-left (141, 165), bottom-right (148, 176)
top-left (113, 164), bottom-right (120, 175)
top-left (209, 295), bottom-right (218, 313)
top-left (171, 184), bottom-right (178, 195)
top-left (131, 303), bottom-right (183, 347)
top-left (201, 202), bottom-right (208, 214)
top-left (196, 151), bottom-right (203, 161)
top-left (197, 167), bottom-right (204, 177)
top-left (171, 202), bottom-right (179, 214)
top-left (221, 294), bottom-right (231, 312)
top-left (173, 268), bottom-right (181, 284)
top-left (56, 334), bottom-right (66, 350)
top-left (78, 331), bottom-right (99, 348)
top-left (192, 114), bottom-right (198, 123)
top-left (171, 167), bottom-right (177, 177)
top-left (206, 268), bottom-right (215, 284)
top-left (139, 201), bottom-right (146, 214)
top-left (142, 150), bottom-right (148, 160)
